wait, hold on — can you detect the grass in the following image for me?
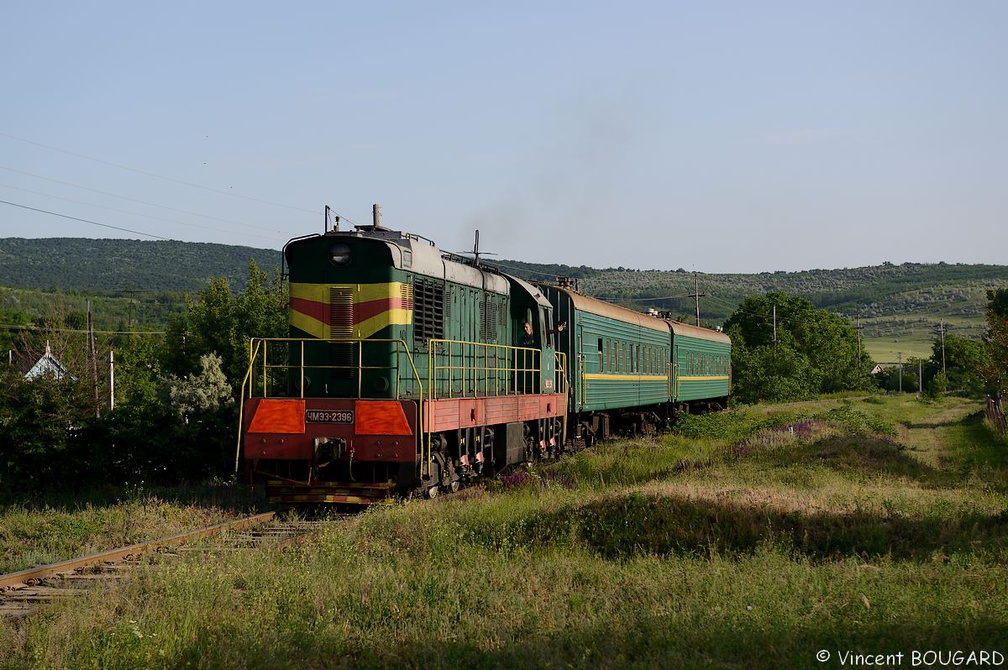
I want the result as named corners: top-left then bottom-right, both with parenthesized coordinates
top-left (3, 395), bottom-right (1008, 669)
top-left (0, 481), bottom-right (265, 574)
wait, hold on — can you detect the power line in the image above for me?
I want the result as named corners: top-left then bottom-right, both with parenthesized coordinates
top-left (0, 131), bottom-right (317, 215)
top-left (0, 198), bottom-right (171, 240)
top-left (0, 323), bottom-right (164, 335)
top-left (0, 165), bottom-right (291, 234)
top-left (0, 179), bottom-right (282, 243)
top-left (593, 294), bottom-right (692, 303)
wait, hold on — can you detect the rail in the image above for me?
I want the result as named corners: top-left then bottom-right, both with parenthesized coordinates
top-left (1, 512), bottom-right (284, 618)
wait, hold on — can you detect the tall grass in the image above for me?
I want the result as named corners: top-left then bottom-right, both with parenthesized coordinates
top-left (0, 482), bottom-right (264, 573)
top-left (3, 395), bottom-right (1007, 669)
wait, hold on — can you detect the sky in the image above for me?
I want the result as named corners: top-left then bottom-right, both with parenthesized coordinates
top-left (1, 1), bottom-right (1005, 274)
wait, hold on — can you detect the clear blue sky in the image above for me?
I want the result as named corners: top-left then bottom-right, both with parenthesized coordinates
top-left (2, 1), bottom-right (1005, 273)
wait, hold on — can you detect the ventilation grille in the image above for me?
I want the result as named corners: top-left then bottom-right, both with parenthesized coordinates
top-left (329, 287), bottom-right (354, 377)
top-left (413, 280), bottom-right (444, 345)
top-left (329, 288), bottom-right (353, 340)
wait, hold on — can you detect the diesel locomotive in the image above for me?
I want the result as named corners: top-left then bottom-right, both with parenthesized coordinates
top-left (238, 209), bottom-right (730, 504)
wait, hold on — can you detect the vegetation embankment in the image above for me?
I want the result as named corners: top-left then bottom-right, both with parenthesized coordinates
top-left (3, 395), bottom-right (1007, 668)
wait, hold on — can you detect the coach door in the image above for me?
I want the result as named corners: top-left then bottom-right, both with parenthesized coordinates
top-left (576, 325), bottom-right (586, 410)
top-left (671, 344), bottom-right (680, 402)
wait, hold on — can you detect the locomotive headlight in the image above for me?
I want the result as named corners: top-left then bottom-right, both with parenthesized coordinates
top-left (329, 243), bottom-right (352, 266)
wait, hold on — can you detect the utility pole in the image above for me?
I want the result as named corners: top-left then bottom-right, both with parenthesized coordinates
top-left (898, 352), bottom-right (903, 393)
top-left (108, 350), bottom-right (115, 411)
top-left (88, 300), bottom-right (100, 417)
top-left (689, 272), bottom-right (705, 327)
top-left (854, 318), bottom-right (862, 360)
top-left (939, 320), bottom-right (947, 374)
top-left (773, 304), bottom-right (778, 345)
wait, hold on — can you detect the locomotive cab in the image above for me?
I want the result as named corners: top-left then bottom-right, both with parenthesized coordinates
top-left (507, 275), bottom-right (557, 394)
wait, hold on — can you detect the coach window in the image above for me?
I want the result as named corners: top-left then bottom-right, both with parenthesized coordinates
top-left (597, 338), bottom-right (603, 371)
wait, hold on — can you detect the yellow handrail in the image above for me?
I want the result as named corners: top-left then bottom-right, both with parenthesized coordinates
top-left (236, 336), bottom-right (571, 477)
top-left (234, 337), bottom-right (425, 473)
top-left (426, 340), bottom-right (546, 400)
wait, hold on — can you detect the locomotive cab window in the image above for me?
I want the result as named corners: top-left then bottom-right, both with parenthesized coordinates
top-left (328, 243), bottom-right (352, 266)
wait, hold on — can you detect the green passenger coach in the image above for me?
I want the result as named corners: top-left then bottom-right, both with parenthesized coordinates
top-left (541, 282), bottom-right (730, 445)
top-left (669, 321), bottom-right (732, 405)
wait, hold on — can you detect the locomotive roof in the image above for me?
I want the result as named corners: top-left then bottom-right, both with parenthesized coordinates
top-left (315, 227), bottom-right (509, 294)
top-left (506, 274), bottom-right (553, 310)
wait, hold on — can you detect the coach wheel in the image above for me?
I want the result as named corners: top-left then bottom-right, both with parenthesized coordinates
top-left (425, 485), bottom-right (439, 499)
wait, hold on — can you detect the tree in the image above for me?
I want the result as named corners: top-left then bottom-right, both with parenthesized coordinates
top-left (167, 353), bottom-right (233, 422)
top-left (163, 259), bottom-right (286, 389)
top-left (148, 260), bottom-right (287, 479)
top-left (981, 288), bottom-right (1008, 398)
top-left (0, 367), bottom-right (93, 490)
top-left (930, 333), bottom-right (988, 397)
top-left (723, 291), bottom-right (873, 404)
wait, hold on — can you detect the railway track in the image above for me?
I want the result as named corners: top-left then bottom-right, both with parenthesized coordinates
top-left (0, 511), bottom-right (328, 620)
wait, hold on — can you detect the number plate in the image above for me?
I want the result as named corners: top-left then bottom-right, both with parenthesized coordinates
top-left (305, 409), bottom-right (355, 423)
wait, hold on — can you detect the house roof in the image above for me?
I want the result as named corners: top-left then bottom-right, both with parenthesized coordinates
top-left (8, 342), bottom-right (75, 381)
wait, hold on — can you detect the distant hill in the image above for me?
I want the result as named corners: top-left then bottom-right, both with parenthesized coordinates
top-left (0, 238), bottom-right (281, 293)
top-left (2, 237), bottom-right (1007, 357)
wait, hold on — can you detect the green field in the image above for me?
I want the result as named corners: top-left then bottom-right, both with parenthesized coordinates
top-left (862, 333), bottom-right (935, 363)
top-left (2, 395), bottom-right (1006, 669)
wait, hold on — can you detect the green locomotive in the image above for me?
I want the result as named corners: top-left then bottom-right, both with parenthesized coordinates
top-left (239, 212), bottom-right (729, 504)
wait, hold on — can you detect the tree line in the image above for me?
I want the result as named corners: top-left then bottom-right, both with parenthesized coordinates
top-left (0, 260), bottom-right (286, 494)
top-left (726, 289), bottom-right (1008, 405)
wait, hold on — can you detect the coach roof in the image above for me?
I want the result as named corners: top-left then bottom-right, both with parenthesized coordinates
top-left (547, 285), bottom-right (670, 333)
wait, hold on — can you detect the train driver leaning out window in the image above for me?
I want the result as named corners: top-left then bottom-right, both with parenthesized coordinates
top-left (520, 321), bottom-right (535, 347)
top-left (520, 320), bottom-right (566, 347)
